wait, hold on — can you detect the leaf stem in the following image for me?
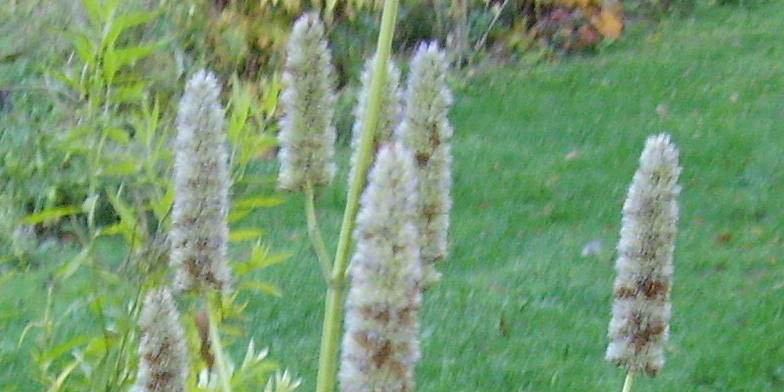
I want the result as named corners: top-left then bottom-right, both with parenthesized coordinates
top-left (314, 1), bottom-right (400, 391)
top-left (207, 292), bottom-right (232, 392)
top-left (305, 181), bottom-right (332, 282)
top-left (622, 371), bottom-right (635, 392)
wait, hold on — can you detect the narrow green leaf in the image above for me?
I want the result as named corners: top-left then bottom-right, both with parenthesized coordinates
top-left (80, 0), bottom-right (105, 26)
top-left (228, 77), bottom-right (252, 142)
top-left (228, 209), bottom-right (252, 223)
top-left (82, 335), bottom-right (109, 359)
top-left (23, 206), bottom-right (81, 224)
top-left (110, 82), bottom-right (146, 103)
top-left (88, 295), bottom-right (107, 316)
top-left (103, 10), bottom-right (161, 50)
top-left (65, 31), bottom-right (96, 67)
top-left (234, 248), bottom-right (288, 276)
top-left (261, 79), bottom-right (281, 117)
top-left (41, 335), bottom-right (90, 366)
top-left (58, 125), bottom-right (95, 146)
top-left (152, 182), bottom-right (174, 222)
top-left (105, 188), bottom-right (145, 243)
top-left (101, 157), bottom-right (139, 176)
top-left (229, 228), bottom-right (263, 242)
top-left (48, 361), bottom-right (79, 392)
top-left (103, 44), bottom-right (159, 83)
top-left (97, 223), bottom-right (123, 237)
top-left (55, 248), bottom-right (90, 281)
top-left (234, 197), bottom-right (283, 209)
top-left (239, 281), bottom-right (282, 297)
top-left (104, 127), bottom-right (130, 144)
top-left (50, 70), bottom-right (84, 95)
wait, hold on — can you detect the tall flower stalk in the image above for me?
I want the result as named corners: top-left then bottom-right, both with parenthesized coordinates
top-left (277, 12), bottom-right (338, 281)
top-left (278, 13), bottom-right (337, 193)
top-left (397, 42), bottom-right (453, 286)
top-left (315, 1), bottom-right (401, 391)
top-left (170, 70), bottom-right (232, 294)
top-left (339, 143), bottom-right (422, 392)
top-left (134, 287), bottom-right (188, 392)
top-left (607, 134), bottom-right (681, 391)
top-left (171, 70), bottom-right (233, 392)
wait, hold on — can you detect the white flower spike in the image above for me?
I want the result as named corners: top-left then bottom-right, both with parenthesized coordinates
top-left (397, 41), bottom-right (453, 286)
top-left (340, 143), bottom-right (422, 392)
top-left (348, 54), bottom-right (402, 185)
top-left (134, 288), bottom-right (188, 392)
top-left (606, 134), bottom-right (681, 376)
top-left (278, 13), bottom-right (337, 191)
top-left (170, 70), bottom-right (232, 293)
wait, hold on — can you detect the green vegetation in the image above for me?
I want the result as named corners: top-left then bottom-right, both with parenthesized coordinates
top-left (2, 0), bottom-right (783, 391)
top-left (239, 4), bottom-right (784, 391)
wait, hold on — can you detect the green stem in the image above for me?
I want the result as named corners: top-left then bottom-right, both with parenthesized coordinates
top-left (314, 1), bottom-right (400, 391)
top-left (207, 293), bottom-right (232, 392)
top-left (305, 182), bottom-right (332, 282)
top-left (622, 371), bottom-right (635, 392)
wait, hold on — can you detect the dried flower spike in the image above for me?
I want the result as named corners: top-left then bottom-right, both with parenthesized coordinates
top-left (606, 133), bottom-right (681, 376)
top-left (340, 143), bottom-right (422, 392)
top-left (396, 41), bottom-right (453, 285)
top-left (278, 13), bottom-right (337, 191)
top-left (134, 288), bottom-right (188, 392)
top-left (348, 55), bottom-right (402, 185)
top-left (170, 70), bottom-right (232, 293)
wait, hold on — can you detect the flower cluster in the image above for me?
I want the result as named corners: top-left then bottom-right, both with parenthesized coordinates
top-left (134, 288), bottom-right (188, 392)
top-left (348, 55), bottom-right (402, 185)
top-left (340, 143), bottom-right (422, 392)
top-left (606, 134), bottom-right (681, 376)
top-left (278, 13), bottom-right (337, 191)
top-left (396, 42), bottom-right (453, 285)
top-left (170, 70), bottom-right (232, 293)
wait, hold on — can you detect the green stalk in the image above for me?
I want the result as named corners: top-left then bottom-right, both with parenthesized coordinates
top-left (314, 1), bottom-right (400, 391)
top-left (305, 181), bottom-right (332, 282)
top-left (207, 293), bottom-right (232, 392)
top-left (622, 371), bottom-right (634, 392)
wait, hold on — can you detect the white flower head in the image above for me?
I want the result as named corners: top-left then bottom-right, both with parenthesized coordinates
top-left (278, 13), bottom-right (337, 191)
top-left (170, 70), bottom-right (232, 293)
top-left (134, 287), bottom-right (188, 392)
top-left (340, 143), bottom-right (422, 392)
top-left (348, 54), bottom-right (403, 185)
top-left (606, 133), bottom-right (681, 376)
top-left (396, 41), bottom-right (453, 285)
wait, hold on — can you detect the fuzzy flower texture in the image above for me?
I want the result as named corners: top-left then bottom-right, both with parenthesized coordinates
top-left (348, 55), bottom-right (402, 185)
top-left (170, 70), bottom-right (232, 293)
top-left (397, 42), bottom-right (453, 285)
top-left (278, 13), bottom-right (337, 191)
top-left (606, 134), bottom-right (681, 376)
top-left (134, 288), bottom-right (188, 392)
top-left (340, 143), bottom-right (422, 392)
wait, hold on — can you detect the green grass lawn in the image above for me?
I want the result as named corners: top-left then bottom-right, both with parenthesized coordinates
top-left (243, 4), bottom-right (784, 391)
top-left (3, 1), bottom-right (784, 391)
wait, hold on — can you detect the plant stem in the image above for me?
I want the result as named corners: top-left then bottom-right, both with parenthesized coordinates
top-left (207, 293), bottom-right (232, 392)
top-left (314, 1), bottom-right (400, 391)
top-left (622, 371), bottom-right (635, 392)
top-left (305, 181), bottom-right (332, 282)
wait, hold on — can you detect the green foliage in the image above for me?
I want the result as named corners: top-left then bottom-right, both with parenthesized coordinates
top-left (222, 2), bottom-right (784, 390)
top-left (165, 0), bottom-right (386, 80)
top-left (1, 1), bottom-right (291, 391)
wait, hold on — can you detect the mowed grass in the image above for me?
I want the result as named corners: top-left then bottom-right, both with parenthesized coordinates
top-left (2, 1), bottom-right (784, 391)
top-left (243, 4), bottom-right (784, 392)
